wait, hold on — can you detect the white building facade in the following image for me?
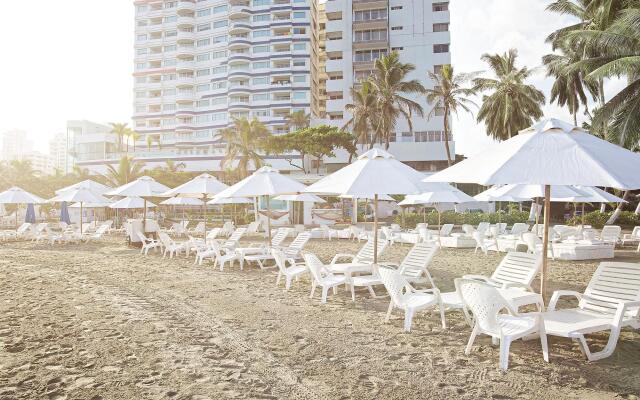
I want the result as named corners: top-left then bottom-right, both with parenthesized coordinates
top-left (49, 132), bottom-right (73, 174)
top-left (67, 120), bottom-right (119, 174)
top-left (1, 130), bottom-right (34, 162)
top-left (320, 0), bottom-right (453, 172)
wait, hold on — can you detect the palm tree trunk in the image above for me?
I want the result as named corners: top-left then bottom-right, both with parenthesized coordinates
top-left (573, 111), bottom-right (577, 127)
top-left (606, 190), bottom-right (629, 224)
top-left (443, 109), bottom-right (452, 166)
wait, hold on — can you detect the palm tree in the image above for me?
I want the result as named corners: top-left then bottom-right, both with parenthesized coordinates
top-left (72, 165), bottom-right (92, 180)
top-left (109, 123), bottom-right (130, 152)
top-left (130, 130), bottom-right (141, 152)
top-left (343, 81), bottom-right (379, 149)
top-left (474, 49), bottom-right (546, 141)
top-left (424, 65), bottom-right (479, 166)
top-left (218, 118), bottom-right (269, 178)
top-left (285, 110), bottom-right (311, 132)
top-left (156, 160), bottom-right (186, 174)
top-left (103, 156), bottom-right (145, 187)
top-left (367, 51), bottom-right (425, 149)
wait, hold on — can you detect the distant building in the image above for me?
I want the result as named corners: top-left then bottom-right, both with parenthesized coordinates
top-left (1, 129), bottom-right (34, 162)
top-left (25, 151), bottom-right (53, 175)
top-left (67, 120), bottom-right (118, 175)
top-left (49, 132), bottom-right (73, 174)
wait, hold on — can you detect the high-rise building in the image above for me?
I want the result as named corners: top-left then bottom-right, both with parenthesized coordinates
top-left (25, 151), bottom-right (53, 175)
top-left (49, 132), bottom-right (73, 174)
top-left (68, 120), bottom-right (118, 174)
top-left (1, 129), bottom-right (34, 162)
top-left (320, 0), bottom-right (453, 172)
top-left (132, 0), bottom-right (323, 172)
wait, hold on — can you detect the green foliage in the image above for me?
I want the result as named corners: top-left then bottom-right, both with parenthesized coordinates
top-left (395, 211), bottom-right (530, 229)
top-left (567, 211), bottom-right (640, 228)
top-left (219, 117), bottom-right (269, 178)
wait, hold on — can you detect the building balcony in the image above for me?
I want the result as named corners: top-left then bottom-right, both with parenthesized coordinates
top-left (352, 19), bottom-right (388, 30)
top-left (176, 91), bottom-right (195, 102)
top-left (177, 1), bottom-right (195, 12)
top-left (352, 0), bottom-right (388, 11)
top-left (177, 16), bottom-right (194, 29)
top-left (176, 46), bottom-right (195, 57)
top-left (228, 84), bottom-right (252, 94)
top-left (229, 6), bottom-right (251, 18)
top-left (228, 38), bottom-right (251, 50)
top-left (177, 30), bottom-right (195, 42)
top-left (229, 22), bottom-right (251, 34)
top-left (176, 60), bottom-right (195, 71)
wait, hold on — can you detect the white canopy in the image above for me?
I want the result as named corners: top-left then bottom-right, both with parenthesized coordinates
top-left (567, 186), bottom-right (626, 203)
top-left (0, 187), bottom-right (45, 204)
top-left (161, 173), bottom-right (228, 198)
top-left (69, 201), bottom-right (113, 208)
top-left (490, 184), bottom-right (589, 202)
top-left (109, 196), bottom-right (157, 209)
top-left (160, 197), bottom-right (205, 206)
top-left (106, 176), bottom-right (171, 197)
top-left (215, 166), bottom-right (307, 198)
top-left (275, 193), bottom-right (326, 203)
top-left (399, 185), bottom-right (476, 206)
top-left (339, 193), bottom-right (395, 201)
top-left (55, 179), bottom-right (113, 196)
top-left (49, 187), bottom-right (110, 204)
top-left (425, 118), bottom-right (640, 189)
top-left (305, 148), bottom-right (424, 196)
top-left (207, 196), bottom-right (254, 205)
top-left (474, 185), bottom-right (528, 202)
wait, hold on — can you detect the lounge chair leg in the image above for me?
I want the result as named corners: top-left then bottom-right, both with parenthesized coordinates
top-left (438, 301), bottom-right (446, 329)
top-left (285, 276), bottom-right (292, 290)
top-left (310, 282), bottom-right (316, 299)
top-left (350, 284), bottom-right (355, 302)
top-left (321, 287), bottom-right (328, 303)
top-left (499, 338), bottom-right (511, 370)
top-left (465, 325), bottom-right (479, 355)
top-left (366, 286), bottom-right (376, 298)
top-left (385, 302), bottom-right (393, 322)
top-left (403, 309), bottom-right (414, 332)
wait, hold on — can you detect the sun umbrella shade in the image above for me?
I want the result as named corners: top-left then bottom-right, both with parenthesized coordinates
top-left (0, 187), bottom-right (45, 204)
top-left (207, 196), bottom-right (254, 205)
top-left (49, 188), bottom-right (110, 204)
top-left (425, 118), bottom-right (640, 189)
top-left (566, 186), bottom-right (627, 203)
top-left (55, 180), bottom-right (113, 196)
top-left (69, 201), bottom-right (113, 208)
top-left (106, 176), bottom-right (171, 197)
top-left (160, 197), bottom-right (205, 206)
top-left (109, 196), bottom-right (157, 209)
top-left (491, 184), bottom-right (589, 202)
top-left (215, 166), bottom-right (307, 198)
top-left (339, 193), bottom-right (396, 201)
top-left (25, 204), bottom-right (36, 223)
top-left (474, 185), bottom-right (528, 202)
top-left (399, 190), bottom-right (476, 206)
top-left (306, 148), bottom-right (424, 196)
top-left (275, 193), bottom-right (326, 203)
top-left (161, 173), bottom-right (228, 198)
top-left (60, 202), bottom-right (71, 224)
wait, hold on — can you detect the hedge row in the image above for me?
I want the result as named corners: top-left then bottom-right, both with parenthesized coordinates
top-left (394, 211), bottom-right (530, 229)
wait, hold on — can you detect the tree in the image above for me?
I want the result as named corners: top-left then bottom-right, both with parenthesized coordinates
top-left (109, 122), bottom-right (130, 152)
top-left (218, 117), bottom-right (269, 178)
top-left (130, 130), bottom-right (141, 152)
top-left (474, 49), bottom-right (546, 140)
top-left (103, 156), bottom-right (145, 187)
top-left (343, 81), bottom-right (379, 149)
top-left (72, 165), bottom-right (92, 180)
top-left (424, 65), bottom-right (479, 166)
top-left (367, 51), bottom-right (425, 148)
top-left (284, 110), bottom-right (310, 132)
top-left (149, 160), bottom-right (189, 187)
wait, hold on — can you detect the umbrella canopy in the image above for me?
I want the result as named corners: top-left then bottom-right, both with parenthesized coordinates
top-left (275, 193), bottom-right (326, 203)
top-left (215, 166), bottom-right (307, 198)
top-left (55, 179), bottom-right (113, 196)
top-left (25, 204), bottom-right (36, 223)
top-left (0, 187), bottom-right (45, 204)
top-left (474, 185), bottom-right (528, 202)
top-left (567, 186), bottom-right (626, 203)
top-left (161, 173), bottom-right (228, 198)
top-left (49, 188), bottom-right (110, 204)
top-left (339, 193), bottom-right (396, 201)
top-left (106, 176), bottom-right (171, 197)
top-left (207, 196), bottom-right (254, 205)
top-left (491, 184), bottom-right (589, 202)
top-left (109, 196), bottom-right (157, 209)
top-left (60, 201), bottom-right (71, 224)
top-left (160, 196), bottom-right (205, 206)
top-left (69, 201), bottom-right (113, 208)
top-left (306, 148), bottom-right (424, 196)
top-left (399, 189), bottom-right (476, 206)
top-left (426, 118), bottom-right (640, 188)
top-left (425, 118), bottom-right (640, 299)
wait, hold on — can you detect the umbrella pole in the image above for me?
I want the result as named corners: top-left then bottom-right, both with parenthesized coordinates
top-left (203, 194), bottom-right (207, 237)
top-left (266, 195), bottom-right (272, 242)
top-left (541, 185), bottom-right (551, 301)
top-left (373, 194), bottom-right (379, 264)
top-left (364, 199), bottom-right (368, 222)
top-left (535, 198), bottom-right (540, 226)
top-left (581, 203), bottom-right (585, 227)
top-left (143, 199), bottom-right (147, 233)
top-left (15, 206), bottom-right (18, 229)
top-left (80, 202), bottom-right (83, 234)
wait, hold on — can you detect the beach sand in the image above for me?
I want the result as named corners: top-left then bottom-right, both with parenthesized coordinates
top-left (0, 236), bottom-right (639, 399)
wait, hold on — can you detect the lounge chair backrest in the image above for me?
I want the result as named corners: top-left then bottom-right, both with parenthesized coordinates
top-left (462, 224), bottom-right (474, 236)
top-left (600, 226), bottom-right (621, 242)
top-left (416, 223), bottom-right (427, 230)
top-left (456, 278), bottom-right (514, 336)
top-left (192, 222), bottom-right (205, 232)
top-left (17, 223), bottom-right (31, 234)
top-left (272, 249), bottom-right (289, 275)
top-left (304, 252), bottom-right (332, 283)
top-left (398, 242), bottom-right (438, 284)
top-left (510, 223), bottom-right (529, 235)
top-left (630, 226), bottom-right (640, 238)
top-left (246, 221), bottom-right (260, 233)
top-left (135, 230), bottom-right (148, 242)
top-left (381, 226), bottom-right (393, 240)
top-left (223, 227), bottom-right (246, 246)
top-left (440, 224), bottom-right (454, 237)
top-left (95, 224), bottom-right (109, 235)
top-left (521, 232), bottom-right (542, 254)
top-left (379, 267), bottom-right (413, 308)
top-left (271, 228), bottom-right (290, 247)
top-left (495, 223), bottom-right (507, 234)
top-left (491, 252), bottom-right (541, 287)
top-left (581, 262), bottom-right (640, 318)
top-left (221, 221), bottom-right (234, 234)
top-left (418, 227), bottom-right (430, 242)
top-left (206, 227), bottom-right (221, 239)
top-left (531, 224), bottom-right (544, 236)
top-left (158, 231), bottom-right (173, 247)
top-left (355, 239), bottom-right (387, 263)
top-left (284, 232), bottom-right (311, 256)
top-left (477, 222), bottom-right (489, 233)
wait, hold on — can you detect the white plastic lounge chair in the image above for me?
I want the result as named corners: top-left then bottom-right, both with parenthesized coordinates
top-left (599, 225), bottom-right (621, 245)
top-left (273, 249), bottom-right (308, 290)
top-left (477, 222), bottom-right (490, 233)
top-left (304, 252), bottom-right (347, 304)
top-left (43, 225), bottom-right (64, 245)
top-left (244, 232), bottom-right (311, 270)
top-left (379, 266), bottom-right (446, 332)
top-left (542, 262), bottom-right (640, 361)
top-left (510, 223), bottom-right (529, 236)
top-left (382, 226), bottom-right (402, 246)
top-left (188, 227), bottom-right (222, 258)
top-left (236, 228), bottom-right (291, 269)
top-left (194, 228), bottom-right (246, 264)
top-left (220, 221), bottom-right (235, 237)
top-left (621, 226), bottom-right (640, 247)
top-left (455, 278), bottom-right (548, 370)
top-left (349, 225), bottom-right (366, 242)
top-left (188, 221), bottom-right (205, 235)
top-left (31, 223), bottom-right (49, 242)
top-left (473, 231), bottom-right (498, 255)
top-left (221, 227), bottom-right (246, 250)
top-left (201, 240), bottom-right (241, 271)
top-left (320, 224), bottom-right (339, 240)
top-left (137, 231), bottom-right (161, 255)
top-left (429, 224), bottom-right (454, 245)
top-left (245, 220), bottom-right (261, 236)
top-left (158, 232), bottom-right (187, 258)
top-left (329, 239), bottom-right (388, 277)
top-left (521, 232), bottom-right (555, 260)
top-left (3, 223), bottom-right (32, 241)
top-left (82, 224), bottom-right (109, 242)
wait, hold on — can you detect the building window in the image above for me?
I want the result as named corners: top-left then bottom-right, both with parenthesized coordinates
top-left (213, 35), bottom-right (227, 43)
top-left (254, 109), bottom-right (269, 117)
top-left (252, 76), bottom-right (268, 84)
top-left (196, 53), bottom-right (211, 62)
top-left (212, 50), bottom-right (227, 58)
top-left (253, 29), bottom-right (270, 38)
top-left (197, 8), bottom-right (211, 17)
top-left (354, 48), bottom-right (387, 62)
top-left (212, 65), bottom-right (227, 74)
top-left (196, 68), bottom-right (210, 77)
top-left (292, 91), bottom-right (307, 100)
top-left (252, 93), bottom-right (269, 101)
top-left (293, 75), bottom-right (306, 83)
top-left (213, 20), bottom-right (228, 29)
top-left (293, 11), bottom-right (306, 19)
top-left (253, 45), bottom-right (270, 53)
top-left (197, 99), bottom-right (209, 107)
top-left (253, 14), bottom-right (270, 22)
top-left (293, 27), bottom-right (306, 34)
top-left (391, 5), bottom-right (402, 10)
top-left (253, 0), bottom-right (270, 5)
top-left (353, 9), bottom-right (387, 22)
top-left (213, 5), bottom-right (227, 13)
top-left (391, 46), bottom-right (404, 51)
top-left (293, 43), bottom-right (306, 51)
top-left (433, 23), bottom-right (449, 32)
top-left (354, 29), bottom-right (387, 42)
top-left (293, 59), bottom-right (306, 67)
top-left (391, 26), bottom-right (403, 30)
top-left (252, 61), bottom-right (269, 69)
top-left (433, 44), bottom-right (450, 53)
top-left (433, 2), bottom-right (449, 12)
top-left (197, 23), bottom-right (211, 32)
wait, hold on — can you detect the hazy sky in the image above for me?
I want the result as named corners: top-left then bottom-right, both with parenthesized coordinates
top-left (0, 0), bottom-right (623, 155)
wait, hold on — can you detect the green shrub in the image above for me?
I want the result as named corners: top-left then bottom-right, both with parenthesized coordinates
top-left (567, 211), bottom-right (640, 228)
top-left (394, 211), bottom-right (530, 229)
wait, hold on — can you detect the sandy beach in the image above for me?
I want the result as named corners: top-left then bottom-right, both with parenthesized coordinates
top-left (1, 236), bottom-right (639, 399)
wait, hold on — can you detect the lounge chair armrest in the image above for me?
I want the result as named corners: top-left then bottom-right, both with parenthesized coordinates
top-left (462, 274), bottom-right (492, 284)
top-left (378, 263), bottom-right (400, 270)
top-left (502, 282), bottom-right (533, 291)
top-left (330, 253), bottom-right (355, 264)
top-left (414, 287), bottom-right (441, 296)
top-left (548, 290), bottom-right (583, 311)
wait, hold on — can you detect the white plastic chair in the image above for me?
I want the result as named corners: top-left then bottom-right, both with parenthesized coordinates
top-left (477, 222), bottom-right (490, 234)
top-left (272, 249), bottom-right (308, 290)
top-left (199, 240), bottom-right (240, 271)
top-left (236, 228), bottom-right (290, 269)
top-left (599, 225), bottom-right (621, 245)
top-left (304, 252), bottom-right (347, 304)
top-left (621, 226), bottom-right (640, 246)
top-left (329, 239), bottom-right (388, 273)
top-left (455, 278), bottom-right (548, 370)
top-left (543, 262), bottom-right (640, 361)
top-left (510, 223), bottom-right (529, 236)
top-left (521, 232), bottom-right (555, 260)
top-left (379, 266), bottom-right (446, 332)
top-left (473, 231), bottom-right (498, 255)
top-left (158, 232), bottom-right (187, 258)
top-left (244, 232), bottom-right (311, 270)
top-left (137, 231), bottom-right (161, 255)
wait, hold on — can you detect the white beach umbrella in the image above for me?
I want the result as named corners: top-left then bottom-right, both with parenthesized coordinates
top-left (474, 185), bottom-right (528, 202)
top-left (160, 197), bottom-right (205, 206)
top-left (306, 148), bottom-right (424, 262)
top-left (207, 196), bottom-right (254, 205)
top-left (215, 166), bottom-right (307, 240)
top-left (563, 186), bottom-right (627, 226)
top-left (106, 176), bottom-right (170, 231)
top-left (49, 188), bottom-right (110, 233)
top-left (69, 201), bottom-right (112, 208)
top-left (55, 179), bottom-right (113, 196)
top-left (400, 185), bottom-right (476, 226)
top-left (109, 196), bottom-right (157, 209)
top-left (339, 193), bottom-right (396, 201)
top-left (0, 187), bottom-right (46, 228)
top-left (425, 118), bottom-right (640, 297)
top-left (275, 193), bottom-right (326, 225)
top-left (491, 184), bottom-right (589, 201)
